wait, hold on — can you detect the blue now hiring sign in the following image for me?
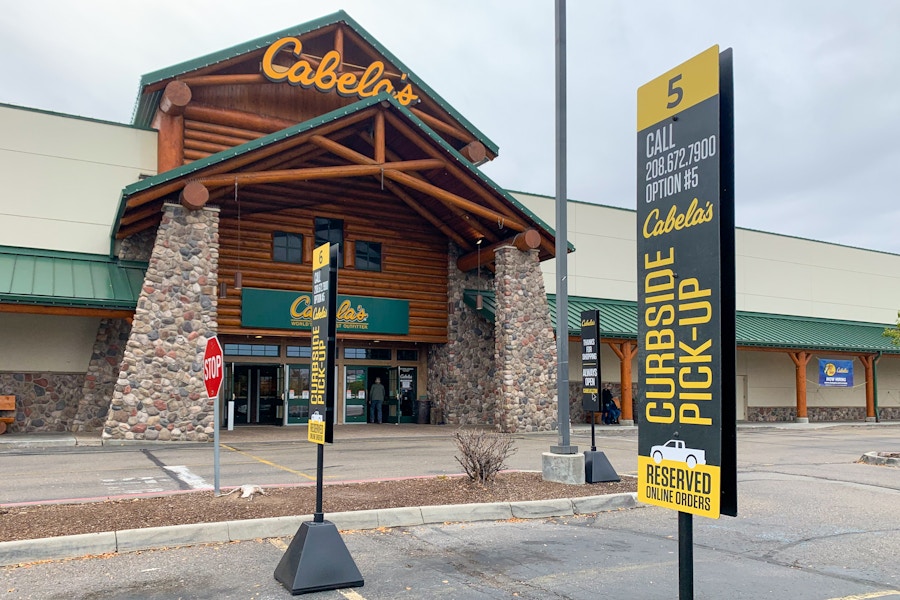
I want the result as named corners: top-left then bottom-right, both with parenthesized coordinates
top-left (819, 359), bottom-right (854, 387)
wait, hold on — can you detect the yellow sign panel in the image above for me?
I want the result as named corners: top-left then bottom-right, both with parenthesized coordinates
top-left (638, 455), bottom-right (720, 519)
top-left (313, 242), bottom-right (331, 270)
top-left (637, 45), bottom-right (719, 131)
top-left (307, 419), bottom-right (326, 445)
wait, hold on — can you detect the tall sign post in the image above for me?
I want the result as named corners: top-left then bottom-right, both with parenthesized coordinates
top-left (202, 336), bottom-right (224, 496)
top-left (636, 46), bottom-right (737, 599)
top-left (581, 310), bottom-right (620, 483)
top-left (275, 243), bottom-right (363, 595)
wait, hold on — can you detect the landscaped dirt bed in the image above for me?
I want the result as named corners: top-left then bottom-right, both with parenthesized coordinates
top-left (0, 472), bottom-right (637, 542)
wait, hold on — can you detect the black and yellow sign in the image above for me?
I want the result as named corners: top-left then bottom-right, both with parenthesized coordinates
top-left (581, 310), bottom-right (601, 413)
top-left (309, 243), bottom-right (338, 444)
top-left (636, 46), bottom-right (737, 519)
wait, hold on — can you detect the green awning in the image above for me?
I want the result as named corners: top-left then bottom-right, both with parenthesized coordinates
top-left (463, 290), bottom-right (900, 355)
top-left (0, 246), bottom-right (146, 310)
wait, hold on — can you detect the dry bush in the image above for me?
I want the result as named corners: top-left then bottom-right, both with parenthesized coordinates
top-left (453, 429), bottom-right (517, 485)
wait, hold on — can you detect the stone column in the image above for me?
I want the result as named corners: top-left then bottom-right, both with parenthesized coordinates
top-left (427, 243), bottom-right (497, 426)
top-left (103, 204), bottom-right (220, 441)
top-left (73, 318), bottom-right (132, 432)
top-left (494, 245), bottom-right (557, 432)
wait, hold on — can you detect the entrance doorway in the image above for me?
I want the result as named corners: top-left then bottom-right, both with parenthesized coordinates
top-left (232, 365), bottom-right (283, 425)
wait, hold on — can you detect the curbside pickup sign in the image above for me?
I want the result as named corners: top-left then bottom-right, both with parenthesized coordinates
top-left (636, 46), bottom-right (737, 519)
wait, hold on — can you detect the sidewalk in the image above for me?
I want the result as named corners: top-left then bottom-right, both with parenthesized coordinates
top-left (0, 419), bottom-right (895, 451)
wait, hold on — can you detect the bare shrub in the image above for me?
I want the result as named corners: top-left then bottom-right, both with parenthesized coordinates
top-left (453, 429), bottom-right (517, 485)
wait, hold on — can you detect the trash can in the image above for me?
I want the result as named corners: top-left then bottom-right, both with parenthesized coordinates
top-left (416, 398), bottom-right (431, 424)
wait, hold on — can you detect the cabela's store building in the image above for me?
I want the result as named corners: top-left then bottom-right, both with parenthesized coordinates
top-left (3, 12), bottom-right (900, 440)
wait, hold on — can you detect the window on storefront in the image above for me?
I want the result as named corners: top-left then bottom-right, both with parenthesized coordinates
top-left (355, 241), bottom-right (382, 272)
top-left (224, 344), bottom-right (280, 357)
top-left (397, 349), bottom-right (419, 361)
top-left (344, 347), bottom-right (391, 360)
top-left (315, 217), bottom-right (344, 250)
top-left (286, 346), bottom-right (313, 358)
top-left (273, 231), bottom-right (303, 263)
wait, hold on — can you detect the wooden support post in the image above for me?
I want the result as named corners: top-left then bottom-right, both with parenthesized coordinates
top-left (789, 351), bottom-right (811, 421)
top-left (609, 341), bottom-right (638, 423)
top-left (154, 81), bottom-right (192, 173)
top-left (858, 354), bottom-right (876, 420)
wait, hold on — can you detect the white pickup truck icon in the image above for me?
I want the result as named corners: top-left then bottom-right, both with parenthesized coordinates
top-left (650, 440), bottom-right (706, 468)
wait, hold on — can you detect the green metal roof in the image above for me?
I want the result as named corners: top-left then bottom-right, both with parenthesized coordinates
top-left (0, 246), bottom-right (146, 310)
top-left (131, 11), bottom-right (498, 155)
top-left (463, 291), bottom-right (900, 354)
top-left (113, 93), bottom-right (568, 254)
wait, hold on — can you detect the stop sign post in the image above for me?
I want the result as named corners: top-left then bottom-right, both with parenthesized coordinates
top-left (203, 336), bottom-right (224, 495)
top-left (203, 336), bottom-right (224, 399)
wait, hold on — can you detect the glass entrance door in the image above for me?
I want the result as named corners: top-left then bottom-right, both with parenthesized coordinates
top-left (344, 367), bottom-right (367, 423)
top-left (232, 365), bottom-right (282, 425)
top-left (286, 365), bottom-right (311, 425)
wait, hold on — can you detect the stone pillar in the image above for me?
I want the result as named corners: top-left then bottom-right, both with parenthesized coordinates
top-left (494, 245), bottom-right (557, 433)
top-left (427, 244), bottom-right (497, 426)
top-left (103, 204), bottom-right (220, 441)
top-left (73, 318), bottom-right (132, 432)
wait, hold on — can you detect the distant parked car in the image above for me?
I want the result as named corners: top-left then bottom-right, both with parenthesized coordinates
top-left (650, 440), bottom-right (706, 468)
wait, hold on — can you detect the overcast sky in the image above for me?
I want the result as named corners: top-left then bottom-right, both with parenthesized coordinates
top-left (2, 1), bottom-right (899, 253)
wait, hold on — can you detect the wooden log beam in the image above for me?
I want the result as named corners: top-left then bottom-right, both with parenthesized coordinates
top-left (789, 351), bottom-right (811, 420)
top-left (184, 138), bottom-right (231, 154)
top-left (184, 120), bottom-right (263, 142)
top-left (357, 131), bottom-right (499, 245)
top-left (124, 108), bottom-right (376, 210)
top-left (0, 303), bottom-right (135, 320)
top-left (160, 81), bottom-right (192, 116)
top-left (459, 141), bottom-right (487, 164)
top-left (383, 112), bottom-right (525, 228)
top-left (456, 229), bottom-right (541, 272)
top-left (381, 179), bottom-right (470, 249)
top-left (184, 127), bottom-right (256, 148)
top-left (198, 159), bottom-right (445, 188)
top-left (180, 181), bottom-right (210, 210)
top-left (176, 73), bottom-right (268, 87)
top-left (608, 341), bottom-right (638, 423)
top-left (183, 103), bottom-right (296, 134)
top-left (409, 107), bottom-right (474, 144)
top-left (374, 110), bottom-right (385, 164)
top-left (155, 111), bottom-right (184, 172)
top-left (384, 170), bottom-right (527, 232)
top-left (858, 354), bottom-right (876, 420)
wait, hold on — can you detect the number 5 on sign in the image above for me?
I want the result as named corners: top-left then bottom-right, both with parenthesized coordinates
top-left (637, 45), bottom-right (720, 131)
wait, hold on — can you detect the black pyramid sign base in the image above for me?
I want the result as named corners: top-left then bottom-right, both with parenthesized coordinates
top-left (585, 450), bottom-right (621, 483)
top-left (274, 520), bottom-right (364, 595)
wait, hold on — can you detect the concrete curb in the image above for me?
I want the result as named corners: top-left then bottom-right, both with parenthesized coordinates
top-left (859, 451), bottom-right (900, 467)
top-left (0, 492), bottom-right (638, 566)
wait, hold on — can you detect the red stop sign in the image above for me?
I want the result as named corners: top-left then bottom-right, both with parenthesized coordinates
top-left (203, 336), bottom-right (224, 398)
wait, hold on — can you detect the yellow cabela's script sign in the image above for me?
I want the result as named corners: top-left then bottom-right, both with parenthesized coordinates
top-left (262, 37), bottom-right (419, 105)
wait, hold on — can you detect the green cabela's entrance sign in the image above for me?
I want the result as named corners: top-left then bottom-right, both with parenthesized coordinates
top-left (261, 37), bottom-right (419, 105)
top-left (636, 45), bottom-right (737, 520)
top-left (241, 287), bottom-right (409, 334)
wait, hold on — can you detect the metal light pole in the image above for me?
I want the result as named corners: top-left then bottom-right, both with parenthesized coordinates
top-left (552, 0), bottom-right (576, 455)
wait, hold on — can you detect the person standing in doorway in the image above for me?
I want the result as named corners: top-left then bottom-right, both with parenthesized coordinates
top-left (369, 377), bottom-right (385, 424)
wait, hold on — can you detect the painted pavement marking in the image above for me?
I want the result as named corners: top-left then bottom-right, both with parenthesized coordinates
top-left (826, 592), bottom-right (900, 600)
top-left (221, 443), bottom-right (317, 480)
top-left (163, 465), bottom-right (212, 489)
top-left (100, 476), bottom-right (165, 495)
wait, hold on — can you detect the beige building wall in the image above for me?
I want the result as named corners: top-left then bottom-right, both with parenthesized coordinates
top-left (515, 191), bottom-right (900, 326)
top-left (0, 104), bottom-right (157, 255)
top-left (0, 314), bottom-right (99, 372)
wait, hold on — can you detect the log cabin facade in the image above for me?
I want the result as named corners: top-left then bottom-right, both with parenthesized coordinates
top-left (103, 11), bottom-right (558, 439)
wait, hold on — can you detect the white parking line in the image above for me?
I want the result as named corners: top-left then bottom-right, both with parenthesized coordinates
top-left (164, 465), bottom-right (211, 489)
